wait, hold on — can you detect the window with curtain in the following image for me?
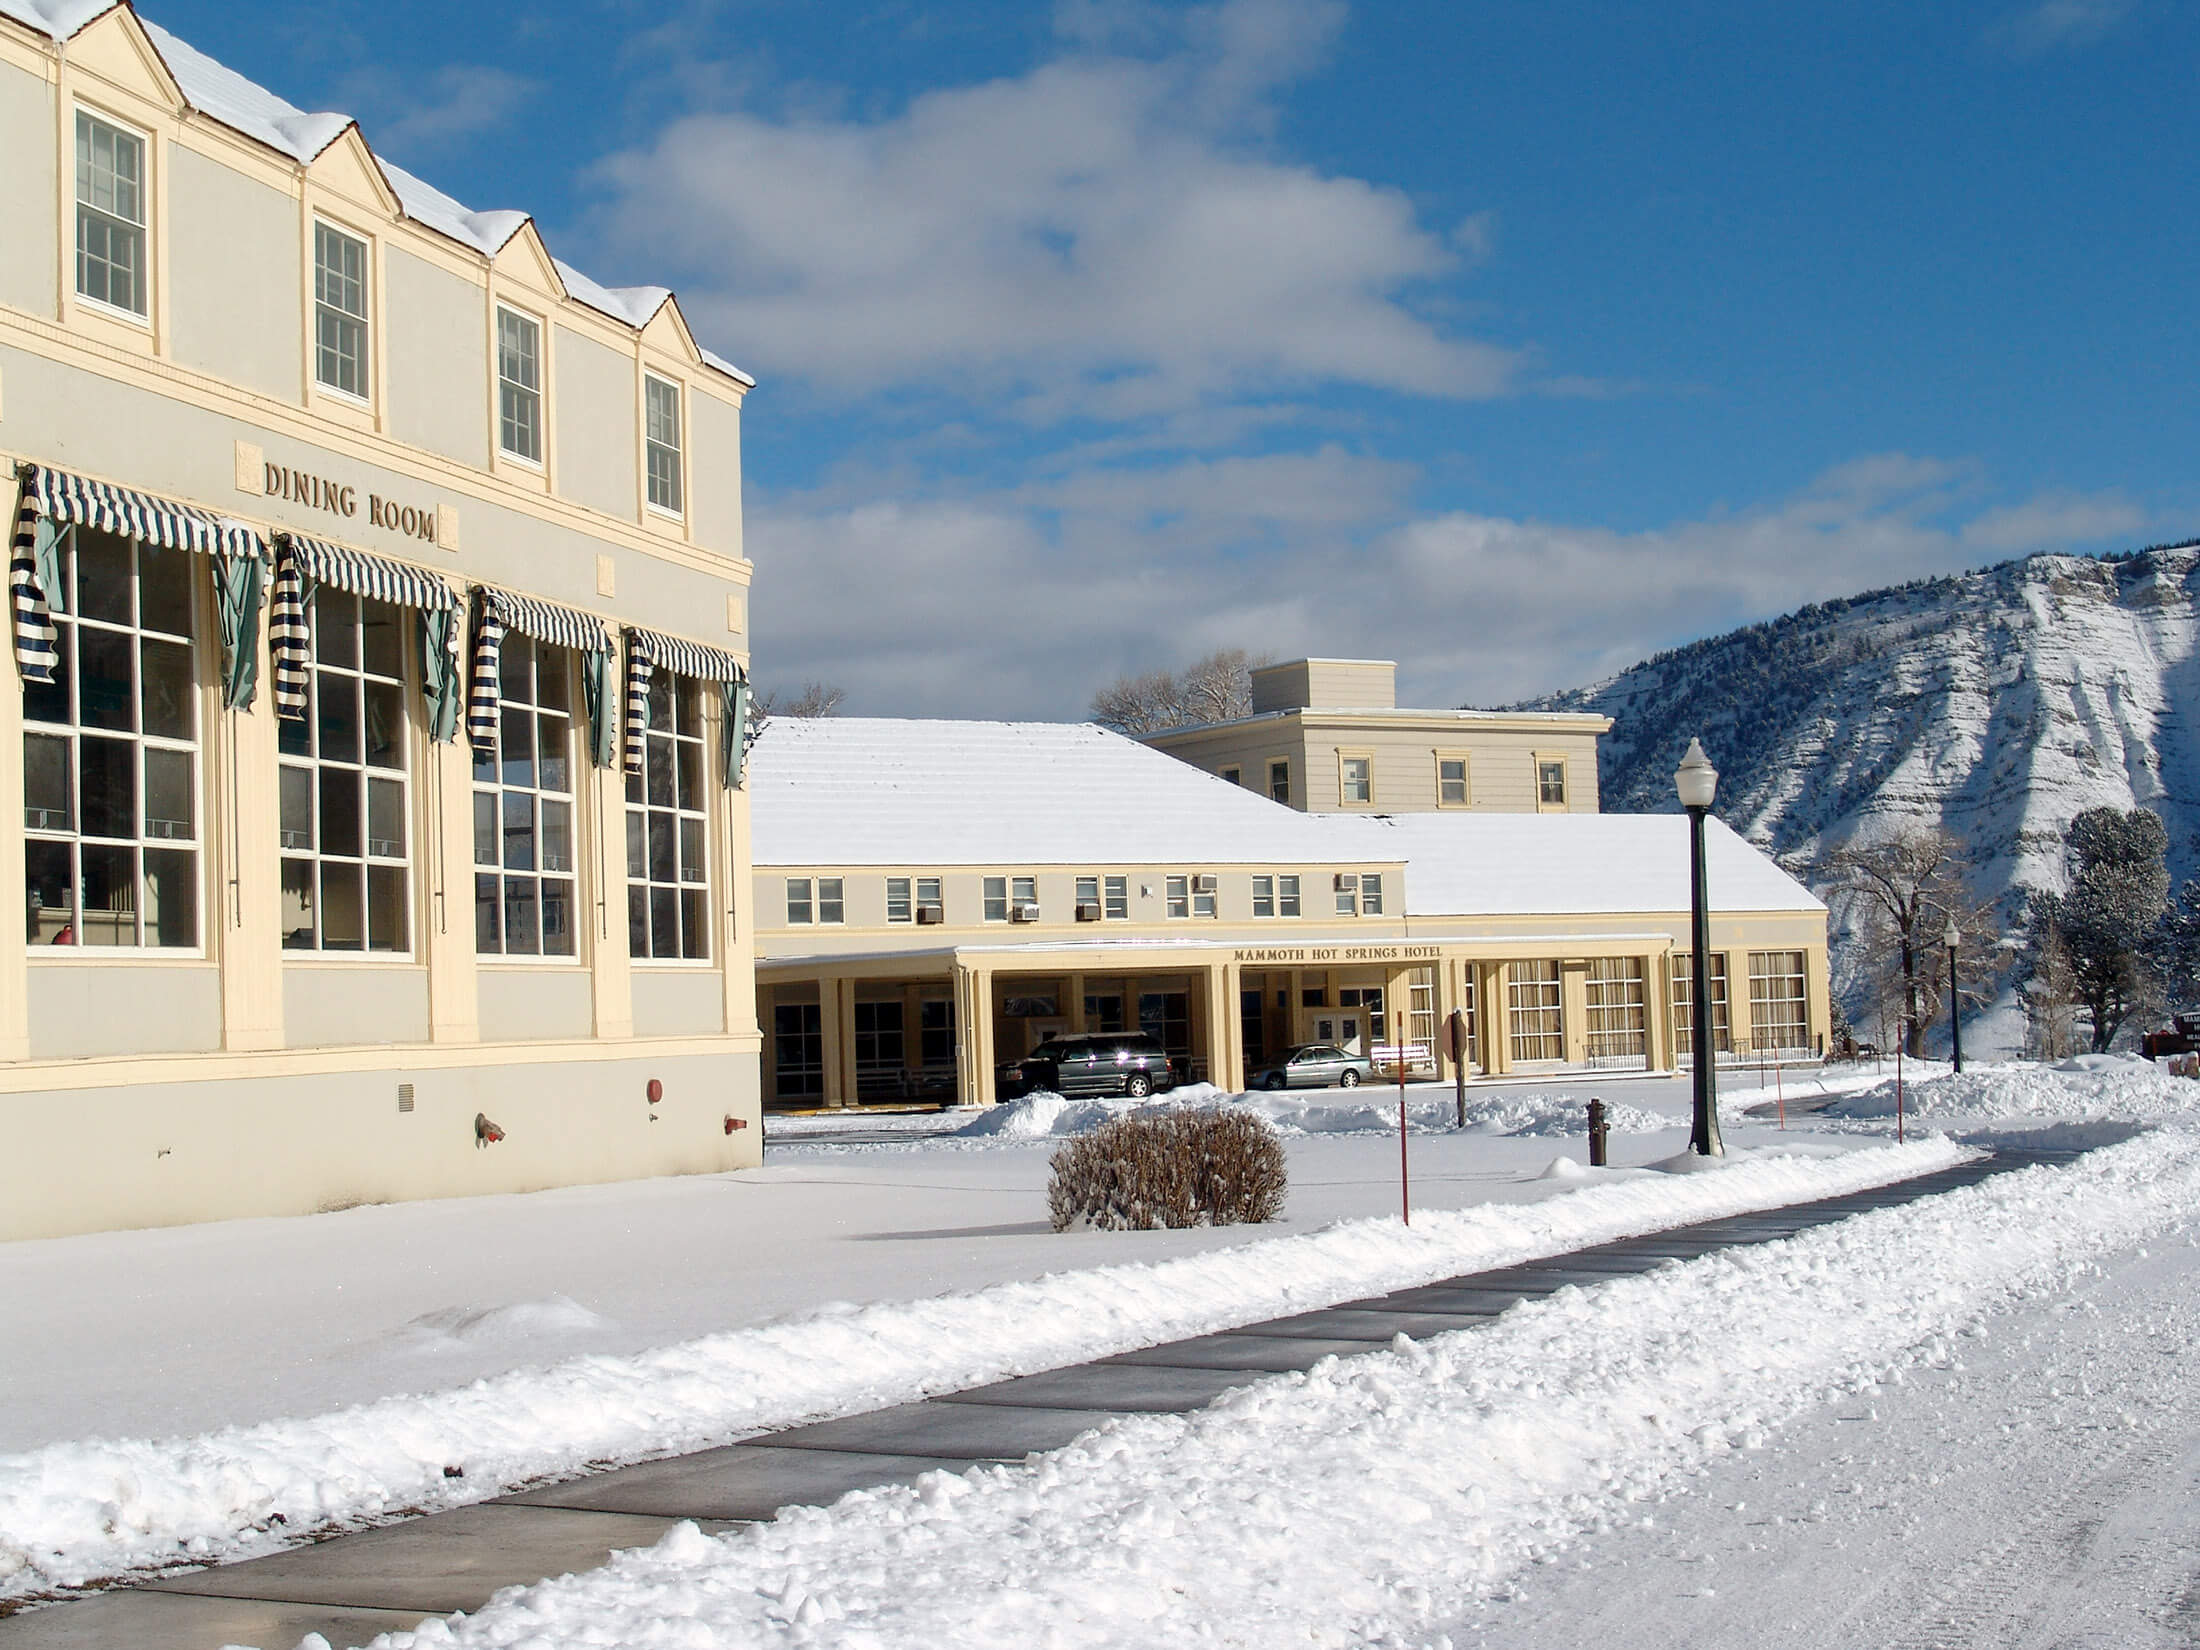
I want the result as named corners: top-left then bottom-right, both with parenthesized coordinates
top-left (23, 526), bottom-right (199, 947)
top-left (471, 635), bottom-right (575, 956)
top-left (278, 592), bottom-right (409, 952)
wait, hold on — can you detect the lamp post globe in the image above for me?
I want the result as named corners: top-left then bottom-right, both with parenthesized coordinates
top-left (1675, 738), bottom-right (1722, 1156)
top-left (1943, 915), bottom-right (1964, 1075)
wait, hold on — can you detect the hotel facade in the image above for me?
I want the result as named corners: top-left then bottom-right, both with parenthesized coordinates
top-left (0, 4), bottom-right (763, 1239)
top-left (750, 718), bottom-right (1830, 1110)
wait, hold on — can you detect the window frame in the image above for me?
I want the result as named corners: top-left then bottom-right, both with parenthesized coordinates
top-left (1535, 753), bottom-right (1570, 812)
top-left (982, 875), bottom-right (1009, 922)
top-left (1673, 951), bottom-right (1733, 1056)
top-left (22, 525), bottom-right (204, 953)
top-left (1103, 873), bottom-right (1128, 920)
top-left (1507, 960), bottom-right (1565, 1064)
top-left (1435, 751), bottom-right (1471, 808)
top-left (1165, 874), bottom-right (1189, 919)
top-left (1359, 872), bottom-right (1384, 916)
top-left (1267, 759), bottom-right (1291, 805)
top-left (817, 876), bottom-right (845, 925)
top-left (1252, 874), bottom-right (1274, 918)
top-left (785, 877), bottom-right (814, 926)
top-left (470, 636), bottom-right (580, 961)
top-left (644, 372), bottom-right (685, 517)
top-left (73, 106), bottom-right (151, 323)
top-left (495, 304), bottom-right (545, 466)
top-left (1338, 751), bottom-right (1373, 806)
top-left (1219, 765), bottom-right (1242, 786)
top-left (624, 673), bottom-right (712, 962)
top-left (278, 589), bottom-right (414, 957)
top-left (1748, 949), bottom-right (1810, 1052)
top-left (887, 875), bottom-right (912, 923)
top-left (311, 218), bottom-right (373, 404)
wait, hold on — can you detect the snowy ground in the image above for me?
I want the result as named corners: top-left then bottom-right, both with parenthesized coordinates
top-left (6, 1056), bottom-right (2193, 1647)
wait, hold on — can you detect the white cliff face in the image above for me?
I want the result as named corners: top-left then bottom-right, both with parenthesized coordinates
top-left (1526, 545), bottom-right (2200, 1022)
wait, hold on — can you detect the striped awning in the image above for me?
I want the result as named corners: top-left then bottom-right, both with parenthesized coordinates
top-left (20, 462), bottom-right (265, 562)
top-left (479, 585), bottom-right (612, 656)
top-left (277, 532), bottom-right (458, 612)
top-left (626, 625), bottom-right (746, 683)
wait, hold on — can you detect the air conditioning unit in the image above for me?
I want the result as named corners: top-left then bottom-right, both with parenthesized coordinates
top-left (1192, 873), bottom-right (1218, 894)
top-left (1010, 901), bottom-right (1042, 923)
top-left (915, 904), bottom-right (945, 925)
top-left (1335, 873), bottom-right (1356, 891)
top-left (1075, 901), bottom-right (1103, 922)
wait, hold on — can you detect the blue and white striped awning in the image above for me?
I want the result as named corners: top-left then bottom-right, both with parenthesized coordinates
top-left (480, 585), bottom-right (612, 656)
top-left (21, 462), bottom-right (265, 562)
top-left (277, 531), bottom-right (457, 612)
top-left (626, 624), bottom-right (746, 683)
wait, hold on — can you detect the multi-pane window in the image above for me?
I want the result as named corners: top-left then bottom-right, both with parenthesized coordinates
top-left (1673, 951), bottom-right (1732, 1055)
top-left (472, 637), bottom-right (575, 956)
top-left (1438, 755), bottom-right (1469, 806)
top-left (1335, 874), bottom-right (1357, 917)
top-left (1166, 874), bottom-right (1189, 919)
top-left (854, 1000), bottom-right (902, 1091)
top-left (626, 674), bottom-right (709, 960)
top-left (784, 877), bottom-right (842, 925)
top-left (497, 306), bottom-right (543, 462)
top-left (1585, 956), bottom-right (1647, 1063)
top-left (887, 876), bottom-right (912, 923)
top-left (1341, 754), bottom-right (1372, 804)
top-left (1220, 766), bottom-right (1241, 786)
top-left (773, 1001), bottom-right (822, 1098)
top-left (1252, 875), bottom-right (1275, 918)
top-left (645, 376), bottom-right (683, 513)
top-left (313, 222), bottom-right (370, 398)
top-left (1104, 874), bottom-right (1128, 919)
top-left (1192, 875), bottom-right (1216, 919)
top-left (1408, 968), bottom-right (1437, 1063)
top-left (75, 111), bottom-right (146, 317)
top-left (918, 875), bottom-right (942, 917)
top-left (1012, 875), bottom-right (1035, 912)
top-left (919, 998), bottom-right (956, 1068)
top-left (1508, 960), bottom-right (1564, 1063)
top-left (1360, 873), bottom-right (1383, 915)
top-left (1749, 950), bottom-right (1810, 1052)
top-left (23, 527), bottom-right (198, 947)
top-left (1538, 758), bottom-right (1568, 808)
top-left (983, 876), bottom-right (1008, 922)
top-left (279, 593), bottom-right (408, 952)
top-left (1454, 970), bottom-right (1481, 1070)
top-left (1268, 760), bottom-right (1290, 805)
top-left (818, 878), bottom-right (844, 923)
top-left (1275, 873), bottom-right (1300, 916)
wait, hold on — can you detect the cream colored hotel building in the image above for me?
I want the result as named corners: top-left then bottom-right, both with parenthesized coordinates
top-left (0, 4), bottom-right (764, 1238)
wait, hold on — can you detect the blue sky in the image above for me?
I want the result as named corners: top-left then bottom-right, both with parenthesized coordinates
top-left (150, 0), bottom-right (2198, 715)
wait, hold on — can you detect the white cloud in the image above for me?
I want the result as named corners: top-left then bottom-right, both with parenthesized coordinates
top-left (338, 64), bottom-right (535, 160)
top-left (1991, 0), bottom-right (2138, 55)
top-left (747, 459), bottom-right (2151, 719)
top-left (587, 0), bottom-right (1512, 411)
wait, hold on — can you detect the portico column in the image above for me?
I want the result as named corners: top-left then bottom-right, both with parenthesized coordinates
top-left (1205, 959), bottom-right (1244, 1092)
top-left (1645, 952), bottom-right (1672, 1072)
top-left (1561, 961), bottom-right (1589, 1067)
top-left (971, 965), bottom-right (997, 1103)
top-left (818, 974), bottom-right (846, 1108)
top-left (1483, 962), bottom-right (1511, 1075)
top-left (218, 666), bottom-right (283, 1052)
top-left (1066, 973), bottom-right (1086, 1034)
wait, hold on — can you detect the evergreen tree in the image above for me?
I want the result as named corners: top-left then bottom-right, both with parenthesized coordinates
top-left (2024, 806), bottom-right (2170, 1052)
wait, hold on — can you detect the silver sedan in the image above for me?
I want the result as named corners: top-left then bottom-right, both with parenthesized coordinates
top-left (1248, 1043), bottom-right (1376, 1091)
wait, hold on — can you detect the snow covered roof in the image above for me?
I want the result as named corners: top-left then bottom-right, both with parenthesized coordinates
top-left (750, 719), bottom-right (1382, 869)
top-left (0, 4), bottom-right (753, 388)
top-left (1357, 812), bottom-right (1825, 918)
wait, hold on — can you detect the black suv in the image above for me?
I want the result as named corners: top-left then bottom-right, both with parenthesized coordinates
top-left (999, 1033), bottom-right (1178, 1100)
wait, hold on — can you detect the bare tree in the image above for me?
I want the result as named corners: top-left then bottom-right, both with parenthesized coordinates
top-left (755, 680), bottom-right (847, 720)
top-left (1818, 825), bottom-right (1973, 1058)
top-left (1089, 648), bottom-right (1263, 735)
top-left (2021, 912), bottom-right (2080, 1060)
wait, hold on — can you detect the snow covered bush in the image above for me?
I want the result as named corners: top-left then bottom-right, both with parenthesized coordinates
top-left (1047, 1109), bottom-right (1287, 1231)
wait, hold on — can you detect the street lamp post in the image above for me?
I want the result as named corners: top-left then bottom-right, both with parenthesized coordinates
top-left (1676, 738), bottom-right (1722, 1157)
top-left (1944, 915), bottom-right (1963, 1075)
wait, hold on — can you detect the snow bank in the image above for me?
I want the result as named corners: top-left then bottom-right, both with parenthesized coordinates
top-left (0, 1140), bottom-right (1965, 1602)
top-left (956, 1084), bottom-right (1666, 1142)
top-left (1823, 1056), bottom-right (2200, 1136)
top-left (358, 1129), bottom-right (2200, 1650)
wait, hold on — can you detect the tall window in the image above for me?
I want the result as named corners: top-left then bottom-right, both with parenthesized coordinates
top-left (1749, 950), bottom-right (1810, 1052)
top-left (497, 307), bottom-right (543, 462)
top-left (1359, 872), bottom-right (1383, 916)
top-left (774, 1001), bottom-right (822, 1098)
top-left (1104, 873), bottom-right (1128, 919)
top-left (279, 593), bottom-right (409, 951)
top-left (1341, 754), bottom-right (1372, 804)
top-left (1437, 755), bottom-right (1469, 806)
top-left (1673, 951), bottom-right (1732, 1055)
top-left (887, 876), bottom-right (912, 923)
top-left (313, 222), bottom-right (370, 398)
top-left (472, 637), bottom-right (575, 956)
top-left (1165, 874), bottom-right (1189, 919)
top-left (645, 375), bottom-right (683, 514)
top-left (1585, 956), bottom-right (1647, 1063)
top-left (1268, 760), bottom-right (1290, 805)
top-left (23, 527), bottom-right (198, 947)
top-left (919, 998), bottom-right (955, 1067)
top-left (625, 675), bottom-right (709, 959)
top-left (1252, 875), bottom-right (1275, 918)
top-left (75, 110), bottom-right (146, 317)
top-left (983, 876), bottom-right (1030, 920)
top-left (1537, 758), bottom-right (1568, 808)
top-left (1408, 968), bottom-right (1437, 1062)
top-left (1508, 961), bottom-right (1564, 1063)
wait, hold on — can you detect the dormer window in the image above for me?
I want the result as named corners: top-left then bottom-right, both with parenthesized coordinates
top-left (75, 110), bottom-right (147, 318)
top-left (645, 375), bottom-right (683, 514)
top-left (313, 222), bottom-right (370, 399)
top-left (497, 307), bottom-right (543, 463)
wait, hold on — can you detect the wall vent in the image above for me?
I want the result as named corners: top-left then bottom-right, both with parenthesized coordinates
top-left (397, 1082), bottom-right (416, 1114)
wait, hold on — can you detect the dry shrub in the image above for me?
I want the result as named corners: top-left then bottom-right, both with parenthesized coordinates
top-left (1048, 1108), bottom-right (1288, 1231)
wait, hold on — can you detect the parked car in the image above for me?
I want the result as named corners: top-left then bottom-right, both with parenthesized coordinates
top-left (1248, 1043), bottom-right (1375, 1091)
top-left (999, 1032), bottom-right (1179, 1100)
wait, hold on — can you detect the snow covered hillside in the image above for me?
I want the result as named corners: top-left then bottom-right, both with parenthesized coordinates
top-left (1522, 544), bottom-right (2200, 1030)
